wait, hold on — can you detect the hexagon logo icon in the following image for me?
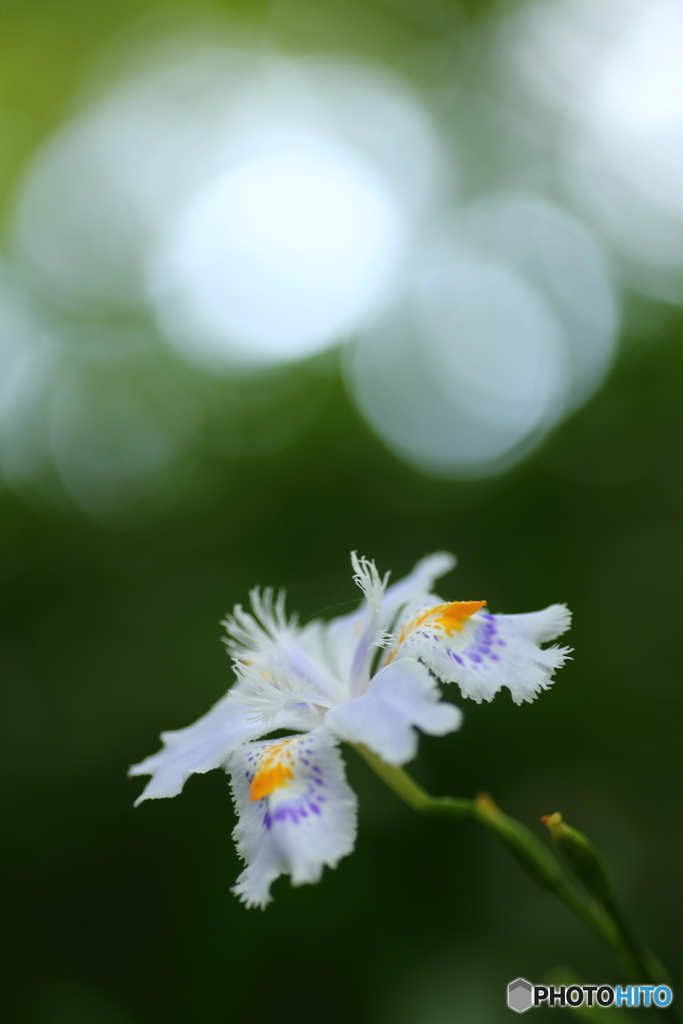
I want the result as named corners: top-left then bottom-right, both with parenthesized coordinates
top-left (508, 978), bottom-right (533, 1013)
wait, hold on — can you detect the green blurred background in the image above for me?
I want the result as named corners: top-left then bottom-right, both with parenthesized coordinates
top-left (1, 1), bottom-right (682, 1023)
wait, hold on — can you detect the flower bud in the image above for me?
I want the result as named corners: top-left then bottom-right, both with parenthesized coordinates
top-left (541, 812), bottom-right (615, 902)
top-left (475, 793), bottom-right (564, 890)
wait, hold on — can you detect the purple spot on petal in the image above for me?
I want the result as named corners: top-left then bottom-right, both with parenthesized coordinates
top-left (309, 803), bottom-right (321, 815)
top-left (469, 653), bottom-right (482, 663)
top-left (273, 806), bottom-right (300, 825)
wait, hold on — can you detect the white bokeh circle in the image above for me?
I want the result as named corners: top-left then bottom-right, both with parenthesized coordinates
top-left (148, 136), bottom-right (406, 367)
top-left (347, 258), bottom-right (569, 477)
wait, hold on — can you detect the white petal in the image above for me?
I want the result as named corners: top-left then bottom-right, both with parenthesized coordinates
top-left (129, 690), bottom-right (294, 805)
top-left (381, 552), bottom-right (457, 626)
top-left (222, 588), bottom-right (294, 662)
top-left (228, 727), bottom-right (357, 908)
top-left (225, 589), bottom-right (348, 715)
top-left (231, 649), bottom-right (342, 728)
top-left (501, 604), bottom-right (571, 644)
top-left (351, 551), bottom-right (388, 615)
top-left (317, 552), bottom-right (456, 679)
top-left (389, 603), bottom-right (572, 705)
top-left (325, 658), bottom-right (462, 766)
top-left (315, 609), bottom-right (364, 685)
top-left (348, 553), bottom-right (391, 696)
top-left (312, 552), bottom-right (456, 690)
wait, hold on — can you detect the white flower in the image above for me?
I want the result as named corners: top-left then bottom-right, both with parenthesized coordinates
top-left (130, 552), bottom-right (571, 907)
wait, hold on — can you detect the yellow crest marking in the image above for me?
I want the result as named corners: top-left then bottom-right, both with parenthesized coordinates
top-left (385, 599), bottom-right (486, 663)
top-left (429, 600), bottom-right (487, 634)
top-left (249, 738), bottom-right (296, 802)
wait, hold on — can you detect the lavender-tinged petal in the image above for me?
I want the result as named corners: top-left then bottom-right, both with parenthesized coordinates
top-left (326, 658), bottom-right (462, 765)
top-left (227, 726), bottom-right (357, 908)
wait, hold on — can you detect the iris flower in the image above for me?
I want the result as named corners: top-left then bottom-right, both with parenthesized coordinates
top-left (130, 552), bottom-right (571, 907)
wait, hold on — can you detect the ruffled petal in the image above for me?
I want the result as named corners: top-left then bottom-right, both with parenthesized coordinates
top-left (224, 590), bottom-right (347, 713)
top-left (325, 658), bottom-right (462, 766)
top-left (229, 727), bottom-right (357, 908)
top-left (499, 604), bottom-right (572, 645)
top-left (387, 602), bottom-right (572, 705)
top-left (347, 553), bottom-right (391, 696)
top-left (129, 690), bottom-right (297, 805)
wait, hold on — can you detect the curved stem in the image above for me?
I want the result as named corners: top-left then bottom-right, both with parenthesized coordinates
top-left (604, 898), bottom-right (672, 988)
top-left (354, 743), bottom-right (472, 817)
top-left (353, 746), bottom-right (677, 1021)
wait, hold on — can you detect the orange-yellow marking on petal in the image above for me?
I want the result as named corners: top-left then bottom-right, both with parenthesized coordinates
top-left (249, 738), bottom-right (296, 801)
top-left (250, 763), bottom-right (294, 801)
top-left (430, 600), bottom-right (487, 634)
top-left (384, 599), bottom-right (487, 663)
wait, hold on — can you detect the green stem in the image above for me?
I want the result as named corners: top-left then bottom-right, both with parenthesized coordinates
top-left (354, 743), bottom-right (472, 817)
top-left (353, 746), bottom-right (677, 1021)
top-left (604, 898), bottom-right (672, 987)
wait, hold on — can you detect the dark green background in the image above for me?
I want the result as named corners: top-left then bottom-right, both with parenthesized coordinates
top-left (1, 2), bottom-right (681, 1022)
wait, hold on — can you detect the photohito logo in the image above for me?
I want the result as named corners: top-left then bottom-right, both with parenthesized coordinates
top-left (507, 979), bottom-right (674, 1012)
